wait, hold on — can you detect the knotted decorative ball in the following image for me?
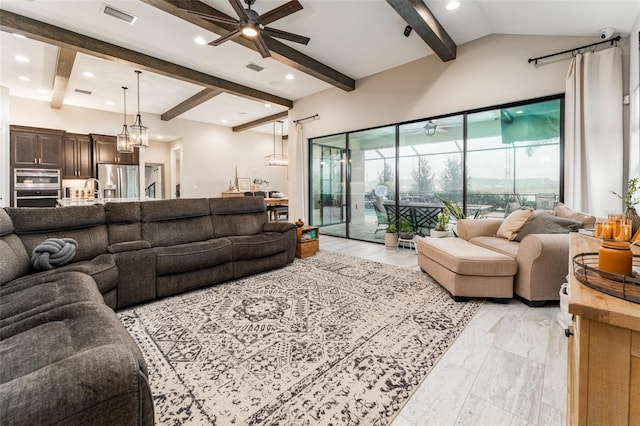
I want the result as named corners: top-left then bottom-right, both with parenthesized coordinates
top-left (31, 238), bottom-right (78, 271)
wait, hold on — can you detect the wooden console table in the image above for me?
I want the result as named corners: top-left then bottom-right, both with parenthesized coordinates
top-left (296, 226), bottom-right (319, 259)
top-left (567, 233), bottom-right (640, 425)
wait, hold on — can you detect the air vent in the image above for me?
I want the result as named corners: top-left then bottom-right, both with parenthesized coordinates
top-left (246, 63), bottom-right (264, 72)
top-left (74, 89), bottom-right (92, 95)
top-left (102, 4), bottom-right (137, 24)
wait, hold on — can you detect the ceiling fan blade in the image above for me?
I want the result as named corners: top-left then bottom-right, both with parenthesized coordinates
top-left (257, 0), bottom-right (303, 26)
top-left (209, 29), bottom-right (242, 46)
top-left (263, 27), bottom-right (310, 45)
top-left (187, 10), bottom-right (238, 25)
top-left (254, 34), bottom-right (271, 58)
top-left (229, 0), bottom-right (250, 20)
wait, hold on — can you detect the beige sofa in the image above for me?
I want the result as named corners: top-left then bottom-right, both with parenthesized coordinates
top-left (455, 218), bottom-right (572, 305)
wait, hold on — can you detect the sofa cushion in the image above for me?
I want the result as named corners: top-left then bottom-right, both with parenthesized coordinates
top-left (227, 233), bottom-right (289, 260)
top-left (555, 202), bottom-right (596, 229)
top-left (50, 253), bottom-right (118, 295)
top-left (210, 197), bottom-right (268, 237)
top-left (0, 271), bottom-right (103, 330)
top-left (6, 205), bottom-right (108, 262)
top-left (496, 208), bottom-right (534, 240)
top-left (106, 202), bottom-right (142, 244)
top-left (141, 199), bottom-right (214, 246)
top-left (0, 230), bottom-right (30, 286)
top-left (155, 239), bottom-right (233, 276)
top-left (513, 212), bottom-right (582, 242)
top-left (468, 236), bottom-right (520, 258)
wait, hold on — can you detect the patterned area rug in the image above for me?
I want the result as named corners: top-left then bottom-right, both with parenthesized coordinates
top-left (118, 251), bottom-right (482, 425)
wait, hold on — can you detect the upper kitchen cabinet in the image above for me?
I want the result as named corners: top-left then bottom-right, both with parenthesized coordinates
top-left (10, 125), bottom-right (64, 168)
top-left (91, 134), bottom-right (139, 166)
top-left (63, 133), bottom-right (93, 179)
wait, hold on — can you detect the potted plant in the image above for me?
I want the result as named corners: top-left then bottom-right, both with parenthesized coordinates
top-left (384, 223), bottom-right (398, 249)
top-left (397, 218), bottom-right (415, 240)
top-left (252, 178), bottom-right (269, 192)
top-left (612, 177), bottom-right (640, 234)
top-left (430, 207), bottom-right (451, 238)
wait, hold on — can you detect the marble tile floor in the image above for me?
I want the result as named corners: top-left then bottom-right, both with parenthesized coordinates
top-left (319, 235), bottom-right (568, 426)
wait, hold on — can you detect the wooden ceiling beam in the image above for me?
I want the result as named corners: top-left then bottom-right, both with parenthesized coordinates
top-left (161, 87), bottom-right (224, 121)
top-left (0, 9), bottom-right (293, 108)
top-left (386, 0), bottom-right (457, 62)
top-left (50, 47), bottom-right (76, 109)
top-left (141, 0), bottom-right (356, 92)
top-left (232, 111), bottom-right (288, 133)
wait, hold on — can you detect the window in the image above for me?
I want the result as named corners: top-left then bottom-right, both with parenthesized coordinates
top-left (309, 95), bottom-right (563, 243)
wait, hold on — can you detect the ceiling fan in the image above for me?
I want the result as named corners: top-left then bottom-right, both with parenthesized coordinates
top-left (188, 0), bottom-right (310, 58)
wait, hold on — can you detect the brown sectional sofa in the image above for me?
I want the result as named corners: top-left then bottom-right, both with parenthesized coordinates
top-left (0, 197), bottom-right (296, 425)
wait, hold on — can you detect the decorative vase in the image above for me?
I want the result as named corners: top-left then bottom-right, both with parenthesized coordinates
top-left (430, 229), bottom-right (451, 238)
top-left (295, 218), bottom-right (304, 227)
top-left (624, 207), bottom-right (640, 235)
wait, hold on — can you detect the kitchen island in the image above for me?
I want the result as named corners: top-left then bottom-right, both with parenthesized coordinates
top-left (56, 197), bottom-right (146, 206)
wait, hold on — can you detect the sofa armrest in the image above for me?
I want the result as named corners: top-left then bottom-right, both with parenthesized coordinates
top-left (515, 233), bottom-right (571, 302)
top-left (457, 219), bottom-right (503, 241)
top-left (108, 240), bottom-right (151, 254)
top-left (115, 248), bottom-right (156, 308)
top-left (263, 221), bottom-right (296, 233)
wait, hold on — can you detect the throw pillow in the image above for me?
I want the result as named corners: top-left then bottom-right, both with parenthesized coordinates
top-left (513, 212), bottom-right (582, 242)
top-left (31, 238), bottom-right (78, 271)
top-left (496, 208), bottom-right (534, 240)
top-left (555, 202), bottom-right (596, 229)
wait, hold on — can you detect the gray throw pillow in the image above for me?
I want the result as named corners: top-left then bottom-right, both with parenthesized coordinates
top-left (31, 238), bottom-right (78, 271)
top-left (513, 212), bottom-right (581, 242)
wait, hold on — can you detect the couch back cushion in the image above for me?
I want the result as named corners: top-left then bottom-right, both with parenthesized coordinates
top-left (0, 209), bottom-right (30, 286)
top-left (209, 197), bottom-right (268, 237)
top-left (105, 202), bottom-right (142, 244)
top-left (140, 198), bottom-right (213, 247)
top-left (6, 205), bottom-right (108, 262)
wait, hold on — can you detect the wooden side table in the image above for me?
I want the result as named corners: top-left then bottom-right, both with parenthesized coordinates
top-left (296, 226), bottom-right (319, 259)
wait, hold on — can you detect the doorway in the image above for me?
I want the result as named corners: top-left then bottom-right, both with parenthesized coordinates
top-left (144, 163), bottom-right (164, 199)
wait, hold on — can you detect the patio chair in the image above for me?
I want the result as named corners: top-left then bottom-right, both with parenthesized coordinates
top-left (373, 197), bottom-right (388, 234)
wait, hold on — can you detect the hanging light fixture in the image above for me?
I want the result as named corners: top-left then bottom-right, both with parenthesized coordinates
top-left (424, 120), bottom-right (437, 136)
top-left (117, 86), bottom-right (133, 153)
top-left (129, 70), bottom-right (148, 148)
top-left (264, 121), bottom-right (288, 166)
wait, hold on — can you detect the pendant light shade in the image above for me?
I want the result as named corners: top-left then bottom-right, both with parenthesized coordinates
top-left (129, 70), bottom-right (148, 148)
top-left (117, 86), bottom-right (133, 153)
top-left (264, 121), bottom-right (288, 166)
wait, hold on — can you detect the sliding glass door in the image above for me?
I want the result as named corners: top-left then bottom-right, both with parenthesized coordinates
top-left (310, 135), bottom-right (347, 237)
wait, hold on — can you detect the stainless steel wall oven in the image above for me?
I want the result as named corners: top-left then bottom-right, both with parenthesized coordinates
top-left (13, 168), bottom-right (61, 207)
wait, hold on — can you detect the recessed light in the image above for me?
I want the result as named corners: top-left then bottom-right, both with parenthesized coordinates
top-left (285, 74), bottom-right (294, 80)
top-left (18, 76), bottom-right (31, 82)
top-left (106, 101), bottom-right (115, 106)
top-left (38, 89), bottom-right (50, 94)
top-left (83, 71), bottom-right (95, 78)
top-left (13, 33), bottom-right (26, 39)
top-left (515, 110), bottom-right (524, 114)
top-left (221, 119), bottom-right (228, 123)
top-left (15, 55), bottom-right (29, 63)
top-left (446, 1), bottom-right (460, 11)
top-left (157, 135), bottom-right (164, 139)
top-left (194, 36), bottom-right (206, 45)
top-left (264, 104), bottom-right (271, 108)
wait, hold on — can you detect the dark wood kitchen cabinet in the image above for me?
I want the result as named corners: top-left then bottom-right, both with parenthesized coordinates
top-left (63, 133), bottom-right (93, 178)
top-left (10, 125), bottom-right (64, 168)
top-left (91, 134), bottom-right (138, 165)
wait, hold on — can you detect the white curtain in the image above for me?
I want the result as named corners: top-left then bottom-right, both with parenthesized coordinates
top-left (294, 122), bottom-right (306, 222)
top-left (565, 47), bottom-right (623, 217)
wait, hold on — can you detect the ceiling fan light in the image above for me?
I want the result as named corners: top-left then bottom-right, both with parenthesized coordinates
top-left (241, 25), bottom-right (258, 37)
top-left (424, 120), bottom-right (437, 136)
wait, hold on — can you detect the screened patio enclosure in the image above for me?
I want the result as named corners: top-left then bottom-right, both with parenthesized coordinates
top-left (309, 96), bottom-right (563, 243)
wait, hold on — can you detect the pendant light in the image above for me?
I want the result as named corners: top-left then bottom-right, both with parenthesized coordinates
top-left (117, 86), bottom-right (133, 153)
top-left (264, 120), bottom-right (288, 166)
top-left (424, 120), bottom-right (437, 137)
top-left (129, 70), bottom-right (148, 148)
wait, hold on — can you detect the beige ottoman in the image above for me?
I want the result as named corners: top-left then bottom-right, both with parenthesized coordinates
top-left (417, 237), bottom-right (517, 302)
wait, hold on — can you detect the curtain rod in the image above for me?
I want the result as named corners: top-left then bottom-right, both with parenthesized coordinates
top-left (528, 35), bottom-right (621, 64)
top-left (293, 114), bottom-right (319, 124)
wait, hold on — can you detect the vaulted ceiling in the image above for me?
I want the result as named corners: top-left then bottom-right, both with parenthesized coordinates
top-left (1, 0), bottom-right (638, 138)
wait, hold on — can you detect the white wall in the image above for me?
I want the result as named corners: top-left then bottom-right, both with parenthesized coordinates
top-left (629, 14), bottom-right (640, 178)
top-left (0, 87), bottom-right (9, 207)
top-left (287, 34), bottom-right (633, 221)
top-left (7, 97), bottom-right (289, 199)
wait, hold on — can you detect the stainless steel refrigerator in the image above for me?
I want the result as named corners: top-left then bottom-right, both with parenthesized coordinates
top-left (97, 164), bottom-right (139, 199)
